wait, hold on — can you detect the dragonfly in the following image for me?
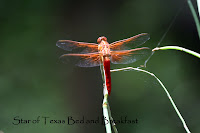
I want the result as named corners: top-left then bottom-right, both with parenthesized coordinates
top-left (56, 33), bottom-right (151, 95)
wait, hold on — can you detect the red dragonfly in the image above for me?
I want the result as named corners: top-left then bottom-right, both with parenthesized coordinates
top-left (56, 33), bottom-right (151, 95)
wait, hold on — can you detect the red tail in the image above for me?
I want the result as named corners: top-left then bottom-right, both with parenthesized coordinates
top-left (103, 58), bottom-right (111, 95)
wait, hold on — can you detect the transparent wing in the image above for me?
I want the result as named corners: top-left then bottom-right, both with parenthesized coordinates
top-left (56, 40), bottom-right (98, 51)
top-left (110, 47), bottom-right (152, 64)
top-left (110, 33), bottom-right (150, 50)
top-left (59, 52), bottom-right (101, 67)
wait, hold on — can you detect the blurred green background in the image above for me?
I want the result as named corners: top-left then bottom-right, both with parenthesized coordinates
top-left (0, 0), bottom-right (200, 132)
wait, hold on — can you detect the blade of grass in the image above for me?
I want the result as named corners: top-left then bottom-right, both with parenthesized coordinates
top-left (111, 67), bottom-right (191, 133)
top-left (197, 0), bottom-right (200, 17)
top-left (153, 46), bottom-right (200, 58)
top-left (188, 0), bottom-right (200, 39)
top-left (142, 6), bottom-right (182, 67)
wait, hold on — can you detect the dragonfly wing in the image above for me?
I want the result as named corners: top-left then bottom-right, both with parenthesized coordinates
top-left (110, 47), bottom-right (152, 64)
top-left (59, 52), bottom-right (101, 67)
top-left (56, 40), bottom-right (98, 51)
top-left (110, 33), bottom-right (150, 50)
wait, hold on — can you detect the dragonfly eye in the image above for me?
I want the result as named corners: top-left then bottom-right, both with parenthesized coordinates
top-left (97, 36), bottom-right (107, 43)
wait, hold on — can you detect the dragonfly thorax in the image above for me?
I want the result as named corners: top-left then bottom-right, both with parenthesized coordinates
top-left (98, 42), bottom-right (111, 57)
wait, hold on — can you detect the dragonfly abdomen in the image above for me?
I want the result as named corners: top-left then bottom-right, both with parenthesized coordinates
top-left (103, 57), bottom-right (111, 95)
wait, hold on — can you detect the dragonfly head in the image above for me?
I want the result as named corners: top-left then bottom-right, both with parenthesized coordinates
top-left (97, 36), bottom-right (107, 44)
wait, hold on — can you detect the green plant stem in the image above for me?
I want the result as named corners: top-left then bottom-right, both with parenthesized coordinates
top-left (107, 103), bottom-right (118, 133)
top-left (153, 46), bottom-right (200, 58)
top-left (100, 64), bottom-right (105, 81)
top-left (101, 65), bottom-right (113, 133)
top-left (103, 93), bottom-right (112, 133)
top-left (111, 67), bottom-right (191, 133)
top-left (102, 85), bottom-right (117, 133)
top-left (197, 0), bottom-right (200, 17)
top-left (188, 0), bottom-right (200, 39)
